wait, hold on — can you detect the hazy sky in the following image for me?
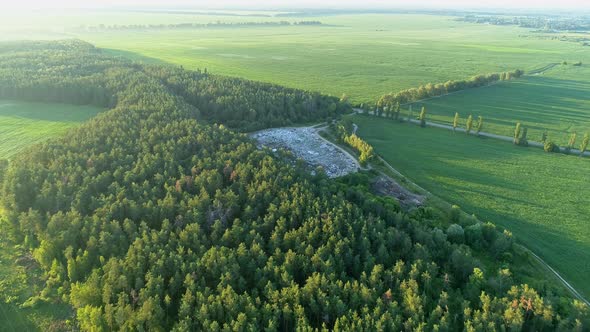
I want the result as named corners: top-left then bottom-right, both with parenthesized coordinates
top-left (4, 0), bottom-right (590, 10)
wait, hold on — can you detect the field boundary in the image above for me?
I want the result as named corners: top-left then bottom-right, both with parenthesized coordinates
top-left (520, 245), bottom-right (590, 306)
top-left (352, 111), bottom-right (590, 157)
top-left (397, 63), bottom-right (558, 106)
top-left (372, 143), bottom-right (590, 307)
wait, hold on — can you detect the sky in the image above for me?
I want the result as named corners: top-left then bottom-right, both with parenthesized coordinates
top-left (3, 0), bottom-right (590, 10)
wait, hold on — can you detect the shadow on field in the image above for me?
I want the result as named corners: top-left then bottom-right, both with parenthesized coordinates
top-left (102, 48), bottom-right (170, 65)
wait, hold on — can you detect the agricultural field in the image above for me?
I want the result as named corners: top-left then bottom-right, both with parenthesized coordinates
top-left (352, 115), bottom-right (590, 298)
top-left (0, 101), bottom-right (103, 159)
top-left (2, 11), bottom-right (588, 105)
top-left (74, 14), bottom-right (589, 105)
top-left (408, 64), bottom-right (590, 146)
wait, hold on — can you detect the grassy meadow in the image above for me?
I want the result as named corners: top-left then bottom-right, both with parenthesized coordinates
top-left (1, 11), bottom-right (588, 106)
top-left (73, 14), bottom-right (588, 105)
top-left (408, 64), bottom-right (590, 146)
top-left (0, 101), bottom-right (102, 160)
top-left (352, 115), bottom-right (590, 298)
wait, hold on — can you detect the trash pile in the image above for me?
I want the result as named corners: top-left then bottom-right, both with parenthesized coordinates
top-left (251, 127), bottom-right (359, 178)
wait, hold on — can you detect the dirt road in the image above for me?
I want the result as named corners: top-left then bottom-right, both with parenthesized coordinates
top-left (353, 109), bottom-right (590, 157)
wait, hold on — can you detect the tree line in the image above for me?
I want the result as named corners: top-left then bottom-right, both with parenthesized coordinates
top-left (0, 40), bottom-right (347, 132)
top-left (335, 118), bottom-right (374, 166)
top-left (0, 40), bottom-right (587, 331)
top-left (76, 21), bottom-right (323, 31)
top-left (376, 69), bottom-right (524, 111)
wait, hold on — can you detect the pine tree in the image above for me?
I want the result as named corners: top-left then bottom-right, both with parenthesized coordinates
top-left (453, 112), bottom-right (459, 132)
top-left (466, 115), bottom-right (473, 134)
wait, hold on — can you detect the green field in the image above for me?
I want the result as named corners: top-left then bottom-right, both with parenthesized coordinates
top-left (2, 11), bottom-right (584, 105)
top-left (0, 101), bottom-right (102, 159)
top-left (72, 14), bottom-right (588, 105)
top-left (408, 64), bottom-right (590, 146)
top-left (352, 115), bottom-right (590, 298)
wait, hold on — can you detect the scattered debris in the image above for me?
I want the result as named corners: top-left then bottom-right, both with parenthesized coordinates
top-left (372, 175), bottom-right (425, 209)
top-left (251, 127), bottom-right (359, 178)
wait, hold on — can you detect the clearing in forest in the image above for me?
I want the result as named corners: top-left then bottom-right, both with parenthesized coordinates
top-left (0, 100), bottom-right (103, 159)
top-left (251, 127), bottom-right (359, 178)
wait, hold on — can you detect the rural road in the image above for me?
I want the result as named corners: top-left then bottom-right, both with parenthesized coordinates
top-left (312, 125), bottom-right (364, 171)
top-left (351, 117), bottom-right (590, 306)
top-left (353, 109), bottom-right (590, 157)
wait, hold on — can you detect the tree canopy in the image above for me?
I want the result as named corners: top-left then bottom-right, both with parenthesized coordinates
top-left (0, 40), bottom-right (587, 331)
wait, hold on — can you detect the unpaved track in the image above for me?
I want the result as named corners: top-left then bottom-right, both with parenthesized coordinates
top-left (355, 121), bottom-right (590, 306)
top-left (353, 110), bottom-right (590, 157)
top-left (313, 125), bottom-right (363, 170)
top-left (524, 247), bottom-right (590, 306)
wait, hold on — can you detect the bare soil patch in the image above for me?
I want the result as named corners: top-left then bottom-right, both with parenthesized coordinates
top-left (372, 175), bottom-right (425, 210)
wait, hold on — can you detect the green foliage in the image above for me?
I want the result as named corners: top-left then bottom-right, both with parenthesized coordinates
top-left (453, 112), bottom-right (459, 131)
top-left (447, 224), bottom-right (465, 244)
top-left (466, 115), bottom-right (474, 134)
top-left (409, 66), bottom-right (590, 147)
top-left (544, 141), bottom-right (560, 153)
top-left (353, 115), bottom-right (590, 299)
top-left (514, 122), bottom-right (522, 144)
top-left (566, 132), bottom-right (577, 154)
top-left (581, 133), bottom-right (589, 155)
top-left (419, 106), bottom-right (427, 127)
top-left (337, 120), bottom-right (374, 166)
top-left (0, 40), bottom-right (349, 133)
top-left (476, 116), bottom-right (483, 135)
top-left (1, 40), bottom-right (584, 331)
top-left (377, 69), bottom-right (524, 108)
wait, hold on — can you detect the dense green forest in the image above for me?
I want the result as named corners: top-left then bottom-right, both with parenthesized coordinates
top-left (0, 40), bottom-right (588, 331)
top-left (0, 40), bottom-right (345, 132)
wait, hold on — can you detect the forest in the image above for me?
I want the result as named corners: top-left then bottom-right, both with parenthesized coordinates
top-left (0, 40), bottom-right (588, 331)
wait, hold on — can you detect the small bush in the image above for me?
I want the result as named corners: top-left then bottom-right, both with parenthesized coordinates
top-left (544, 141), bottom-right (560, 153)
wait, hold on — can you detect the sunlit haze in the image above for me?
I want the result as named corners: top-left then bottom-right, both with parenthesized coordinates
top-left (4, 0), bottom-right (590, 10)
